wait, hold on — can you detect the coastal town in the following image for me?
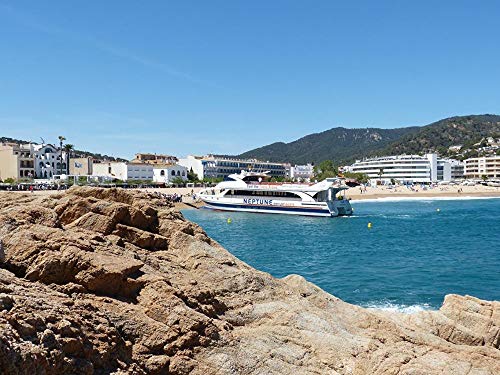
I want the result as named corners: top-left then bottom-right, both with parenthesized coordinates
top-left (0, 136), bottom-right (499, 193)
top-left (2, 1), bottom-right (500, 374)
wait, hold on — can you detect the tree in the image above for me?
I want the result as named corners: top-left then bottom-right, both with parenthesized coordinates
top-left (342, 172), bottom-right (369, 184)
top-left (481, 175), bottom-right (488, 181)
top-left (187, 168), bottom-right (199, 182)
top-left (64, 144), bottom-right (74, 175)
top-left (378, 168), bottom-right (384, 184)
top-left (313, 160), bottom-right (338, 181)
top-left (171, 176), bottom-right (185, 186)
top-left (64, 144), bottom-right (74, 158)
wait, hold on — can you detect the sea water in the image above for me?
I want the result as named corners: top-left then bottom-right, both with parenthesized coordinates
top-left (182, 198), bottom-right (500, 312)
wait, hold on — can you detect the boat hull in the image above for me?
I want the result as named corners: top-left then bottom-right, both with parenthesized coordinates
top-left (202, 201), bottom-right (336, 217)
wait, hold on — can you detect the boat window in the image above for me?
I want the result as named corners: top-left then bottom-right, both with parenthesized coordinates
top-left (224, 176), bottom-right (236, 181)
top-left (242, 175), bottom-right (269, 182)
top-left (230, 190), bottom-right (300, 198)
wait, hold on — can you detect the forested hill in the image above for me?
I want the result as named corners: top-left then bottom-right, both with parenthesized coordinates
top-left (238, 115), bottom-right (500, 164)
top-left (379, 115), bottom-right (500, 157)
top-left (239, 127), bottom-right (420, 165)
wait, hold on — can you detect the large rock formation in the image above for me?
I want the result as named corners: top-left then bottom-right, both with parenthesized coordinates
top-left (0, 187), bottom-right (498, 374)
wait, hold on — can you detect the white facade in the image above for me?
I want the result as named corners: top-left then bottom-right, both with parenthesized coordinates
top-left (464, 156), bottom-right (500, 179)
top-left (178, 155), bottom-right (205, 179)
top-left (290, 164), bottom-right (314, 181)
top-left (92, 162), bottom-right (154, 181)
top-left (33, 144), bottom-right (68, 179)
top-left (153, 165), bottom-right (188, 184)
top-left (348, 154), bottom-right (461, 184)
top-left (179, 155), bottom-right (287, 180)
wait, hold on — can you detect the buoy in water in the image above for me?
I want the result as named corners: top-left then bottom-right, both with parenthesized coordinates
top-left (367, 222), bottom-right (372, 229)
top-left (227, 218), bottom-right (232, 224)
top-left (436, 208), bottom-right (440, 212)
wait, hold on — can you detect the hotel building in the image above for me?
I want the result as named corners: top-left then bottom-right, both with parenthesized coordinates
top-left (464, 156), bottom-right (500, 179)
top-left (178, 155), bottom-right (287, 180)
top-left (348, 154), bottom-right (463, 184)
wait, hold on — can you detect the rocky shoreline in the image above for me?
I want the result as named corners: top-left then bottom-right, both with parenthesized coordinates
top-left (0, 187), bottom-right (498, 374)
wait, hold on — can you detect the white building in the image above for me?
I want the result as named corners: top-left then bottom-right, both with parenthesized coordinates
top-left (153, 164), bottom-right (188, 184)
top-left (348, 154), bottom-right (462, 185)
top-left (33, 144), bottom-right (68, 179)
top-left (179, 155), bottom-right (287, 180)
top-left (464, 156), bottom-right (500, 179)
top-left (290, 164), bottom-right (314, 181)
top-left (92, 162), bottom-right (154, 181)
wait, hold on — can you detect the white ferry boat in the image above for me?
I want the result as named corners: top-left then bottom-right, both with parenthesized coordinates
top-left (197, 171), bottom-right (353, 217)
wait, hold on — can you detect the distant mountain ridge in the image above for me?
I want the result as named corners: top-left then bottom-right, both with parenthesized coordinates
top-left (238, 114), bottom-right (500, 164)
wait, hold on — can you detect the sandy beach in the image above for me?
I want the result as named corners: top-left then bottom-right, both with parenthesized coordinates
top-left (344, 184), bottom-right (500, 201)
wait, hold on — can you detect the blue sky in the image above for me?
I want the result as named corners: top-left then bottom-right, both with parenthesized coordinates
top-left (1, 1), bottom-right (499, 159)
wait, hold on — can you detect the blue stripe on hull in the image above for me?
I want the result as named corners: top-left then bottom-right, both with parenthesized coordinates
top-left (203, 201), bottom-right (333, 216)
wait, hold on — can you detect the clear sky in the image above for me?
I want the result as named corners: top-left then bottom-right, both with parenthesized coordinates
top-left (1, 1), bottom-right (499, 159)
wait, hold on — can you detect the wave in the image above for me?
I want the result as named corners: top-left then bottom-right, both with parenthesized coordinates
top-left (364, 301), bottom-right (435, 314)
top-left (350, 196), bottom-right (500, 203)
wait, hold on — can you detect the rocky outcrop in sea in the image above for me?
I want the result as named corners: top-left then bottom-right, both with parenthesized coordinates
top-left (0, 187), bottom-right (498, 374)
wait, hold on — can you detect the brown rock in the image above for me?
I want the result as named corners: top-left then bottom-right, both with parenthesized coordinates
top-left (0, 187), bottom-right (498, 374)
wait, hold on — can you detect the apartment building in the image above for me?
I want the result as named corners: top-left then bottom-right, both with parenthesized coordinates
top-left (464, 156), bottom-right (500, 179)
top-left (0, 143), bottom-right (35, 180)
top-left (179, 155), bottom-right (287, 180)
top-left (348, 154), bottom-right (463, 184)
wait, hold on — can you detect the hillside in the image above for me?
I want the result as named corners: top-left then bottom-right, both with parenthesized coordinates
top-left (239, 115), bottom-right (500, 164)
top-left (239, 127), bottom-right (420, 164)
top-left (379, 114), bottom-right (500, 157)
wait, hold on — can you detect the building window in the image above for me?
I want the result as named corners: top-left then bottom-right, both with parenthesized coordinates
top-left (177, 171), bottom-right (180, 176)
top-left (160, 170), bottom-right (165, 176)
top-left (171, 170), bottom-right (175, 176)
top-left (181, 170), bottom-right (185, 176)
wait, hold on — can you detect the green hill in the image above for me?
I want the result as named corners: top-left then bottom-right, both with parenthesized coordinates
top-left (379, 115), bottom-right (500, 157)
top-left (238, 115), bottom-right (500, 164)
top-left (239, 127), bottom-right (420, 165)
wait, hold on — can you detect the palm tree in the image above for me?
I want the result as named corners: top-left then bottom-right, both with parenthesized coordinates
top-left (58, 136), bottom-right (66, 175)
top-left (378, 168), bottom-right (384, 185)
top-left (64, 144), bottom-right (74, 175)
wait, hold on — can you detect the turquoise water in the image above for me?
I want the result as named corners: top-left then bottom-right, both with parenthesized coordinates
top-left (182, 198), bottom-right (500, 311)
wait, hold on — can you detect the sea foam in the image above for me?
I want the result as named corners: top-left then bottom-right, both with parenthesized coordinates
top-left (364, 302), bottom-right (434, 314)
